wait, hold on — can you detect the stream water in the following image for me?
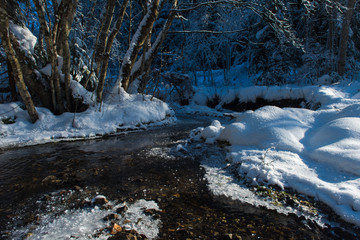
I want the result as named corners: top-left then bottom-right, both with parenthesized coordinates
top-left (0, 114), bottom-right (357, 239)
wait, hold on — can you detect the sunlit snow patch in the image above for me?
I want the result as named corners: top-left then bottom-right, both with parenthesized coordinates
top-left (200, 154), bottom-right (328, 228)
top-left (12, 196), bottom-right (161, 240)
top-left (13, 207), bottom-right (112, 240)
top-left (119, 199), bottom-right (161, 239)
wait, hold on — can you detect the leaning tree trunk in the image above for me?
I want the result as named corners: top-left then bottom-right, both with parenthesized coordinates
top-left (132, 0), bottom-right (179, 92)
top-left (0, 6), bottom-right (38, 123)
top-left (94, 0), bottom-right (116, 77)
top-left (116, 0), bottom-right (161, 92)
top-left (337, 0), bottom-right (357, 76)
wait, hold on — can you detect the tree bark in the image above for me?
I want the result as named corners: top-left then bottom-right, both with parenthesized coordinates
top-left (34, 0), bottom-right (79, 114)
top-left (96, 0), bottom-right (129, 103)
top-left (34, 0), bottom-right (59, 112)
top-left (337, 0), bottom-right (357, 76)
top-left (327, 4), bottom-right (335, 72)
top-left (94, 0), bottom-right (116, 76)
top-left (6, 60), bottom-right (18, 100)
top-left (0, 6), bottom-right (38, 123)
top-left (131, 0), bottom-right (179, 91)
top-left (116, 0), bottom-right (161, 92)
top-left (59, 0), bottom-right (78, 111)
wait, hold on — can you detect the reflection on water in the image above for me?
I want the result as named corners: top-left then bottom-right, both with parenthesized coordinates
top-left (0, 114), bottom-right (356, 239)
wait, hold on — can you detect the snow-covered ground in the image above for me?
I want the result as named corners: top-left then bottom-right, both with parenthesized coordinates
top-left (2, 50), bottom-right (360, 229)
top-left (0, 88), bottom-right (174, 149)
top-left (4, 18), bottom-right (360, 235)
top-left (190, 81), bottom-right (360, 227)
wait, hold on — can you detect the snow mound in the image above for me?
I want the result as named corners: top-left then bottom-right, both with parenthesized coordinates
top-left (218, 106), bottom-right (312, 153)
top-left (194, 84), bottom-right (360, 227)
top-left (201, 120), bottom-right (224, 144)
top-left (308, 117), bottom-right (360, 176)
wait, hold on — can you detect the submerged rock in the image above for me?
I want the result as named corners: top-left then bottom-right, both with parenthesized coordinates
top-left (41, 175), bottom-right (62, 185)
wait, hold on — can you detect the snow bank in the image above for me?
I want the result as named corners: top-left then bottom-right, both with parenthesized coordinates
top-left (191, 85), bottom-right (347, 108)
top-left (194, 83), bottom-right (360, 226)
top-left (308, 116), bottom-right (360, 175)
top-left (201, 153), bottom-right (327, 226)
top-left (0, 90), bottom-right (174, 149)
top-left (218, 106), bottom-right (313, 153)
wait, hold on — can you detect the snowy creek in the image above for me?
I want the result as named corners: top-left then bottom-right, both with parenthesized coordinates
top-left (0, 114), bottom-right (353, 239)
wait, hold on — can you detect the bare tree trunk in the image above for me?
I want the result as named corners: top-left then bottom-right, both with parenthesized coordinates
top-left (52, 51), bottom-right (64, 114)
top-left (34, 0), bottom-right (79, 114)
top-left (128, 0), bottom-right (132, 47)
top-left (131, 0), bottom-right (178, 90)
top-left (49, 0), bottom-right (66, 114)
top-left (116, 0), bottom-right (161, 92)
top-left (6, 60), bottom-right (18, 100)
top-left (0, 7), bottom-right (38, 123)
top-left (337, 0), bottom-right (357, 76)
top-left (34, 0), bottom-right (59, 112)
top-left (327, 5), bottom-right (335, 72)
top-left (96, 0), bottom-right (129, 103)
top-left (136, 35), bottom-right (151, 94)
top-left (62, 28), bottom-right (72, 110)
top-left (94, 0), bottom-right (116, 76)
top-left (59, 0), bottom-right (78, 111)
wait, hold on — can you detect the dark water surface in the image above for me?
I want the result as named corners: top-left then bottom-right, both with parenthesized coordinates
top-left (0, 114), bottom-right (357, 239)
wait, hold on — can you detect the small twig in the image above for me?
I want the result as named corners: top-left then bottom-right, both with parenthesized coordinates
top-left (261, 146), bottom-right (275, 167)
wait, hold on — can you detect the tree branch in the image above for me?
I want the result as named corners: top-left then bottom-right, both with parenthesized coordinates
top-left (174, 0), bottom-right (246, 12)
top-left (169, 29), bottom-right (246, 34)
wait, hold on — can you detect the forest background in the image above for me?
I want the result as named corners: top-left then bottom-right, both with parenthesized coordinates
top-left (0, 0), bottom-right (359, 122)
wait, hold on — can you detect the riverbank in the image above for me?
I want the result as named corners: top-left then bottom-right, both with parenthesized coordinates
top-left (188, 83), bottom-right (360, 229)
top-left (0, 92), bottom-right (175, 150)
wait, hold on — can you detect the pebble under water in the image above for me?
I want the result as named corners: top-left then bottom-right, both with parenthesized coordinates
top-left (0, 114), bottom-right (358, 239)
